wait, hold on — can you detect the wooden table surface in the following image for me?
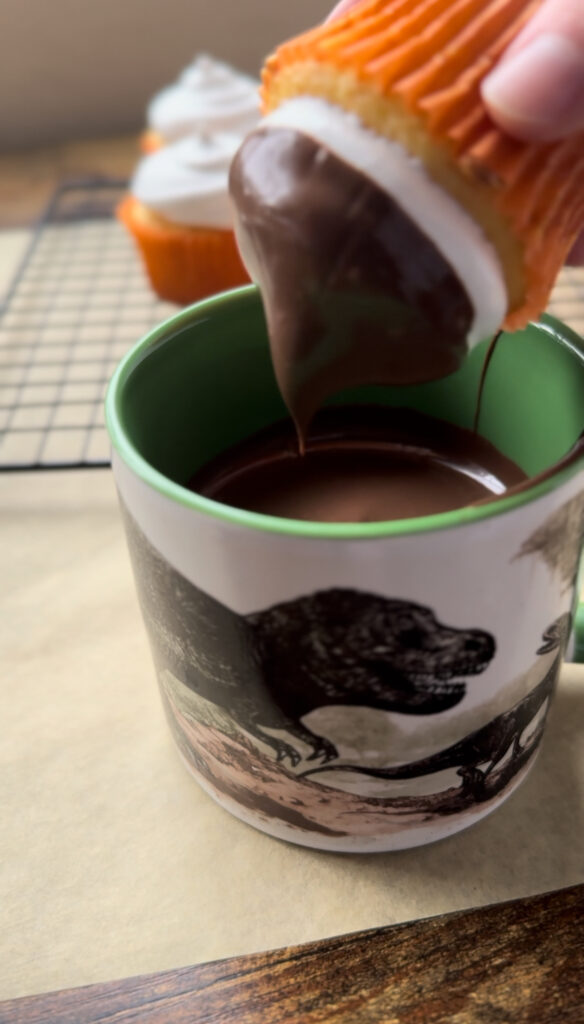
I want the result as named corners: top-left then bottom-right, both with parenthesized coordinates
top-left (0, 135), bottom-right (137, 228)
top-left (2, 885), bottom-right (583, 1024)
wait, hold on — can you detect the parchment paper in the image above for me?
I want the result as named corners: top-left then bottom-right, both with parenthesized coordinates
top-left (1, 469), bottom-right (583, 1001)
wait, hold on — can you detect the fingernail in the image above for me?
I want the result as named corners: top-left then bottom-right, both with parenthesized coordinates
top-left (482, 33), bottom-right (584, 139)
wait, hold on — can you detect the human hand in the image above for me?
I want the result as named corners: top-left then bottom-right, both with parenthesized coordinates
top-left (481, 0), bottom-right (584, 264)
top-left (327, 0), bottom-right (584, 264)
top-left (481, 0), bottom-right (584, 142)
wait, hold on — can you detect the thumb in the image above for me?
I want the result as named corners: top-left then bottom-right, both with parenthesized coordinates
top-left (481, 0), bottom-right (584, 142)
top-left (326, 0), bottom-right (360, 21)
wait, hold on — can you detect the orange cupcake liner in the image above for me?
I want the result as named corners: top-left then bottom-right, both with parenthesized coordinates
top-left (262, 0), bottom-right (584, 328)
top-left (117, 196), bottom-right (250, 306)
top-left (139, 130), bottom-right (165, 155)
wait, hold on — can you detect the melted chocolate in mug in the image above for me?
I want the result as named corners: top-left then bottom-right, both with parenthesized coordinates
top-left (189, 407), bottom-right (528, 523)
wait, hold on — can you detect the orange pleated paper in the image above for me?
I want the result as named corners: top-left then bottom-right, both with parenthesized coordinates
top-left (117, 197), bottom-right (250, 306)
top-left (262, 0), bottom-right (584, 326)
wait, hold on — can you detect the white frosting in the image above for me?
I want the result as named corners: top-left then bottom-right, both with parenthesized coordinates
top-left (148, 54), bottom-right (260, 142)
top-left (261, 98), bottom-right (508, 347)
top-left (131, 133), bottom-right (241, 228)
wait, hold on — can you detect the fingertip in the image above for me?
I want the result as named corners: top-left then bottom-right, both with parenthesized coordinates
top-left (481, 34), bottom-right (584, 143)
top-left (326, 0), bottom-right (359, 22)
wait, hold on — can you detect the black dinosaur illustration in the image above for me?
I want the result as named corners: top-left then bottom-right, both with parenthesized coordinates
top-left (300, 612), bottom-right (572, 806)
top-left (122, 507), bottom-right (494, 767)
top-left (248, 588), bottom-right (494, 764)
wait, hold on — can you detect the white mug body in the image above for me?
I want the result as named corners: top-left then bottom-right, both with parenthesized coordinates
top-left (106, 293), bottom-right (584, 852)
top-left (113, 453), bottom-right (583, 852)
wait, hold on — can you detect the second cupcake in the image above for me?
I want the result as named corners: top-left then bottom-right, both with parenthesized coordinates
top-left (142, 53), bottom-right (260, 153)
top-left (119, 133), bottom-right (250, 305)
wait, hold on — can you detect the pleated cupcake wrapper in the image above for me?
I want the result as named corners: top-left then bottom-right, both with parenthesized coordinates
top-left (117, 197), bottom-right (250, 306)
top-left (140, 130), bottom-right (165, 155)
top-left (262, 0), bottom-right (584, 327)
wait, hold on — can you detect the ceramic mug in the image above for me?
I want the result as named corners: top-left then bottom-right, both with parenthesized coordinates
top-left (105, 287), bottom-right (584, 852)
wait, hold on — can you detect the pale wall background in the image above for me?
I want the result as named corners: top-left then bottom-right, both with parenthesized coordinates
top-left (1, 0), bottom-right (331, 151)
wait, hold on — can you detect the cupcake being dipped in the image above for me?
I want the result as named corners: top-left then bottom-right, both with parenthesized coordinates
top-left (229, 0), bottom-right (584, 438)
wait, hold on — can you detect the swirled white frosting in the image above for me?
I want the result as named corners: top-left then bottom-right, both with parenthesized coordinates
top-left (147, 54), bottom-right (260, 142)
top-left (131, 133), bottom-right (242, 228)
top-left (259, 98), bottom-right (508, 349)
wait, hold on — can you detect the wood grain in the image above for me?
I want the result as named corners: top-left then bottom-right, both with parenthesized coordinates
top-left (2, 884), bottom-right (582, 1024)
top-left (0, 136), bottom-right (137, 228)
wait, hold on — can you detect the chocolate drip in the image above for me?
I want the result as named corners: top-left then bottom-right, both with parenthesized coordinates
top-left (474, 329), bottom-right (503, 433)
top-left (189, 407), bottom-right (527, 523)
top-left (229, 128), bottom-right (474, 442)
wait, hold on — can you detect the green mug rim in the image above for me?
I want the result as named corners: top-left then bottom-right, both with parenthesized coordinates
top-left (105, 285), bottom-right (584, 541)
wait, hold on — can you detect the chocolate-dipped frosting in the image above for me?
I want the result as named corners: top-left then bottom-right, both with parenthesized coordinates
top-left (229, 127), bottom-right (474, 437)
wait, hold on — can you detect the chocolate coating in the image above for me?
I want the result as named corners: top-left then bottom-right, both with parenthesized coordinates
top-left (189, 407), bottom-right (527, 523)
top-left (229, 128), bottom-right (474, 436)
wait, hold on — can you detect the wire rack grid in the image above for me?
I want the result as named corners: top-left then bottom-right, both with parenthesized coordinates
top-left (0, 178), bottom-right (583, 472)
top-left (0, 180), bottom-right (180, 471)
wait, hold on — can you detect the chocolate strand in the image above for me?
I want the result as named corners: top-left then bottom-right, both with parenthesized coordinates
top-left (474, 330), bottom-right (503, 435)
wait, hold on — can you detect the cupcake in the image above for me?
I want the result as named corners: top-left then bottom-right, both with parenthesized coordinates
top-left (119, 133), bottom-right (250, 305)
top-left (141, 53), bottom-right (261, 153)
top-left (259, 0), bottom-right (584, 331)
top-left (229, 0), bottom-right (584, 430)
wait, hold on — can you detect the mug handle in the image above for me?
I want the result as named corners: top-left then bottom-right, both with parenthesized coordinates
top-left (574, 599), bottom-right (584, 663)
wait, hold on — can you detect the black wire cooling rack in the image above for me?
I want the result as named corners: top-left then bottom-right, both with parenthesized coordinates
top-left (1, 178), bottom-right (583, 472)
top-left (0, 179), bottom-right (180, 471)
